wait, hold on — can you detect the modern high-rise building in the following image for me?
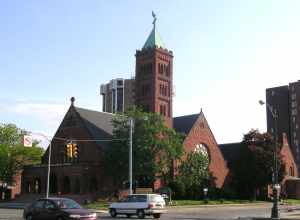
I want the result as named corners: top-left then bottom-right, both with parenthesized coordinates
top-left (266, 80), bottom-right (300, 172)
top-left (100, 78), bottom-right (135, 113)
top-left (135, 13), bottom-right (173, 128)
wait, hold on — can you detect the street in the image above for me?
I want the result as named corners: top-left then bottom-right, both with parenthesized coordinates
top-left (1, 203), bottom-right (299, 220)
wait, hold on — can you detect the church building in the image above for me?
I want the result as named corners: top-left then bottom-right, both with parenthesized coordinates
top-left (21, 13), bottom-right (298, 199)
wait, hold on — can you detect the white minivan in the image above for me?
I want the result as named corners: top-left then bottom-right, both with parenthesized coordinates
top-left (109, 194), bottom-right (166, 219)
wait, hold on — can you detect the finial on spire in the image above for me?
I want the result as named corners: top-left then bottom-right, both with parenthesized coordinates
top-left (70, 97), bottom-right (75, 106)
top-left (152, 11), bottom-right (157, 27)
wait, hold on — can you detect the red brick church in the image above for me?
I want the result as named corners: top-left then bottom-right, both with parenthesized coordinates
top-left (21, 14), bottom-right (298, 199)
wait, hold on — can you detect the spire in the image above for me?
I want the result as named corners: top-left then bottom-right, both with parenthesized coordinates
top-left (142, 11), bottom-right (165, 49)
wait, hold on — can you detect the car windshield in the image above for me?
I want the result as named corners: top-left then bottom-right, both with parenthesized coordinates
top-left (55, 199), bottom-right (82, 209)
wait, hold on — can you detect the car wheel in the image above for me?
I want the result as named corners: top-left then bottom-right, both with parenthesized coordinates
top-left (153, 213), bottom-right (161, 219)
top-left (126, 214), bottom-right (131, 218)
top-left (137, 209), bottom-right (145, 219)
top-left (109, 208), bottom-right (117, 217)
top-left (26, 215), bottom-right (33, 220)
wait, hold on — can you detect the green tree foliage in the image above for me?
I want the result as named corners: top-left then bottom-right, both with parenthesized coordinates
top-left (105, 108), bottom-right (184, 188)
top-left (232, 129), bottom-right (285, 199)
top-left (173, 151), bottom-right (210, 199)
top-left (0, 123), bottom-right (44, 185)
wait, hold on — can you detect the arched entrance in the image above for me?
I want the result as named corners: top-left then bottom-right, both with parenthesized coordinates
top-left (89, 176), bottom-right (98, 193)
top-left (73, 178), bottom-right (80, 194)
top-left (34, 178), bottom-right (41, 193)
top-left (25, 181), bottom-right (31, 193)
top-left (63, 176), bottom-right (71, 194)
top-left (49, 173), bottom-right (58, 194)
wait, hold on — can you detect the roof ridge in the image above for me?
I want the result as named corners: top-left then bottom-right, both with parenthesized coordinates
top-left (173, 113), bottom-right (200, 119)
top-left (75, 106), bottom-right (114, 115)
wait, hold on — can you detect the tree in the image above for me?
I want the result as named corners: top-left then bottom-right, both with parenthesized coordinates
top-left (105, 107), bottom-right (184, 188)
top-left (0, 123), bottom-right (44, 185)
top-left (232, 129), bottom-right (285, 199)
top-left (174, 151), bottom-right (210, 199)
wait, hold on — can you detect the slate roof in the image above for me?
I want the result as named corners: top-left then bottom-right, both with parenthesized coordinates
top-left (74, 107), bottom-right (114, 148)
top-left (173, 113), bottom-right (199, 135)
top-left (143, 25), bottom-right (165, 49)
top-left (218, 142), bottom-right (245, 168)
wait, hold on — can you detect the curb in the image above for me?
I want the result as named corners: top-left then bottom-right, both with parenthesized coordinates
top-left (166, 202), bottom-right (270, 209)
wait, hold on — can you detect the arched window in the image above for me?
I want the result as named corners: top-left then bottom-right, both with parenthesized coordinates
top-left (194, 143), bottom-right (210, 162)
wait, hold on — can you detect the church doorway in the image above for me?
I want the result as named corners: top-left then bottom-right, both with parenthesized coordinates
top-left (49, 173), bottom-right (58, 194)
top-left (89, 177), bottom-right (98, 192)
top-left (73, 178), bottom-right (80, 194)
top-left (34, 178), bottom-right (41, 193)
top-left (63, 176), bottom-right (71, 194)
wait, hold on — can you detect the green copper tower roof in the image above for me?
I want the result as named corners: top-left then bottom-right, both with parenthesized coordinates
top-left (142, 12), bottom-right (165, 49)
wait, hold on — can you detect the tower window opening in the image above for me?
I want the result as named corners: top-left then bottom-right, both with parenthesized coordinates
top-left (160, 104), bottom-right (167, 116)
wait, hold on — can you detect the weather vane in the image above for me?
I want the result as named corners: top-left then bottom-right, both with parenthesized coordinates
top-left (152, 11), bottom-right (157, 27)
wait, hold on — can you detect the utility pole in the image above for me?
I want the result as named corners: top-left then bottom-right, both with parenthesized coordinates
top-left (46, 141), bottom-right (52, 198)
top-left (129, 118), bottom-right (133, 195)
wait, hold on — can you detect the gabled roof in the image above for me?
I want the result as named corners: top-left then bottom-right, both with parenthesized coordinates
top-left (218, 142), bottom-right (245, 168)
top-left (74, 107), bottom-right (114, 148)
top-left (173, 113), bottom-right (200, 135)
top-left (143, 25), bottom-right (165, 49)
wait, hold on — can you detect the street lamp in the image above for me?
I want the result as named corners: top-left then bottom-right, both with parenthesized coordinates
top-left (203, 188), bottom-right (208, 204)
top-left (259, 100), bottom-right (280, 220)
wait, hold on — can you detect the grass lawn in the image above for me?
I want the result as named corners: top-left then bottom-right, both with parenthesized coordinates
top-left (83, 200), bottom-right (109, 210)
top-left (283, 199), bottom-right (300, 205)
top-left (169, 199), bottom-right (263, 206)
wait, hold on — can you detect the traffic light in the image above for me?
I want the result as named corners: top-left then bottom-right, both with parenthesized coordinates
top-left (72, 143), bottom-right (78, 158)
top-left (66, 143), bottom-right (73, 158)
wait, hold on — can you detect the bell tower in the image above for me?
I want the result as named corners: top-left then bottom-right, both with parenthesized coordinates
top-left (135, 12), bottom-right (173, 128)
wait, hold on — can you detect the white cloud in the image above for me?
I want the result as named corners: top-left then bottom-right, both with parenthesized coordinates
top-left (0, 101), bottom-right (69, 149)
top-left (12, 102), bottom-right (67, 126)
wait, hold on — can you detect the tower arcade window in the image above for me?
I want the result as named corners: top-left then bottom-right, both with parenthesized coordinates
top-left (159, 84), bottom-right (169, 97)
top-left (140, 63), bottom-right (153, 75)
top-left (160, 104), bottom-right (167, 116)
top-left (158, 63), bottom-right (169, 76)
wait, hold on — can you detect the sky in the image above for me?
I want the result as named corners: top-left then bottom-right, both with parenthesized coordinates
top-left (1, 0), bottom-right (300, 146)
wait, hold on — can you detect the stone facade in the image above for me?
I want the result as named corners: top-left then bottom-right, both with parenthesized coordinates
top-left (22, 101), bottom-right (115, 197)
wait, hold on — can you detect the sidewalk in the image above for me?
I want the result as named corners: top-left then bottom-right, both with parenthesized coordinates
top-left (0, 202), bottom-right (28, 209)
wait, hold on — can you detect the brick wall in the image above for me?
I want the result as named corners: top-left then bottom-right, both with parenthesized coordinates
top-left (183, 113), bottom-right (229, 188)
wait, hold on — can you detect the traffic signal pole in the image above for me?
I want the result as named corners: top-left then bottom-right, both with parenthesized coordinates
top-left (129, 118), bottom-right (133, 195)
top-left (46, 141), bottom-right (52, 198)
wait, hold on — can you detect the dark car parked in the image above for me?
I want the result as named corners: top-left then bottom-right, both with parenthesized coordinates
top-left (23, 197), bottom-right (97, 220)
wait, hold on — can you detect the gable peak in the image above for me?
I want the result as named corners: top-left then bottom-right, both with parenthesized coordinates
top-left (70, 97), bottom-right (75, 106)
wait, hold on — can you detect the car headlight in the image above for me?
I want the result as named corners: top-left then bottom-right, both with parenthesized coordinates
top-left (69, 214), bottom-right (81, 218)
